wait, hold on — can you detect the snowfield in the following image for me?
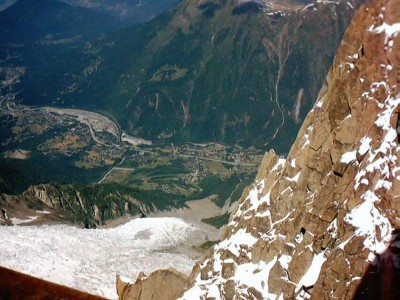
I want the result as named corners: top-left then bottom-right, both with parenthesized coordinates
top-left (0, 217), bottom-right (201, 299)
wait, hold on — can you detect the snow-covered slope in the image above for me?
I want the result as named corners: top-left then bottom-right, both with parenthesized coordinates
top-left (0, 217), bottom-right (199, 299)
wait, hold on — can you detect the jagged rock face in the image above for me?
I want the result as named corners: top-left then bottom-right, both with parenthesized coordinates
top-left (180, 0), bottom-right (400, 299)
top-left (116, 269), bottom-right (187, 300)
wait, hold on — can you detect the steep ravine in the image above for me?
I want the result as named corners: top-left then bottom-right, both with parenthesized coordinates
top-left (117, 0), bottom-right (400, 299)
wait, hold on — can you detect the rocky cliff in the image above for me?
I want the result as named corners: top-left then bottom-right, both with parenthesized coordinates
top-left (116, 269), bottom-right (188, 300)
top-left (120, 0), bottom-right (400, 298)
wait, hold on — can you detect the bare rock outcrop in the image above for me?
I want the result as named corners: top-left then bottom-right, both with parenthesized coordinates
top-left (178, 0), bottom-right (400, 298)
top-left (116, 269), bottom-right (187, 300)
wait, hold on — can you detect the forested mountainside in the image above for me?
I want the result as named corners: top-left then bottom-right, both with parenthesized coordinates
top-left (20, 0), bottom-right (364, 152)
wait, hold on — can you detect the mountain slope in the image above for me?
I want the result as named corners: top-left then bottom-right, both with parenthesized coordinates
top-left (0, 182), bottom-right (187, 228)
top-left (118, 0), bottom-right (400, 298)
top-left (0, 0), bottom-right (124, 69)
top-left (60, 0), bottom-right (182, 25)
top-left (180, 0), bottom-right (400, 298)
top-left (0, 0), bottom-right (122, 44)
top-left (21, 0), bottom-right (364, 152)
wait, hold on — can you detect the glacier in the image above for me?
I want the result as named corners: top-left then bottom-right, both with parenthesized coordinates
top-left (0, 217), bottom-right (200, 299)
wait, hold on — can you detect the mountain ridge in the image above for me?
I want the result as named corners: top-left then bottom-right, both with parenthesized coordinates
top-left (0, 182), bottom-right (188, 228)
top-left (117, 0), bottom-right (400, 298)
top-left (0, 0), bottom-right (125, 72)
top-left (0, 0), bottom-right (123, 44)
top-left (60, 0), bottom-right (182, 24)
top-left (181, 0), bottom-right (400, 297)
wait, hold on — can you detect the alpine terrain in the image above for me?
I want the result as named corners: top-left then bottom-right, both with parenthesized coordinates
top-left (60, 0), bottom-right (182, 25)
top-left (0, 0), bottom-right (125, 68)
top-left (19, 0), bottom-right (364, 152)
top-left (117, 0), bottom-right (400, 298)
top-left (0, 0), bottom-right (365, 220)
top-left (0, 182), bottom-right (187, 228)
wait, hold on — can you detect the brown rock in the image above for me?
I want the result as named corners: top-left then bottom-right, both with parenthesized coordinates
top-left (221, 260), bottom-right (236, 279)
top-left (268, 261), bottom-right (287, 295)
top-left (117, 269), bottom-right (187, 300)
top-left (288, 247), bottom-right (314, 283)
top-left (223, 279), bottom-right (235, 300)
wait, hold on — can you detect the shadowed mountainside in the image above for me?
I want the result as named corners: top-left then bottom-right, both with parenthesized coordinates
top-left (20, 0), bottom-right (365, 152)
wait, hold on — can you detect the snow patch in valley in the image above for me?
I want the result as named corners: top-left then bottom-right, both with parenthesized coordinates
top-left (0, 217), bottom-right (200, 299)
